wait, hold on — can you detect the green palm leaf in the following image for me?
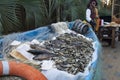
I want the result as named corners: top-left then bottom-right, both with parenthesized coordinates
top-left (0, 0), bottom-right (112, 35)
top-left (0, 0), bottom-right (22, 34)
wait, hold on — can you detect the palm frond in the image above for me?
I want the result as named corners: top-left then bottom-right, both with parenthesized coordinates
top-left (0, 0), bottom-right (22, 34)
top-left (0, 0), bottom-right (112, 35)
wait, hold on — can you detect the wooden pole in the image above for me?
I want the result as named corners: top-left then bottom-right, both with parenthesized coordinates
top-left (112, 0), bottom-right (115, 21)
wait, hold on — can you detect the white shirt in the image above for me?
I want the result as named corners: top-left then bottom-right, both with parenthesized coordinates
top-left (86, 9), bottom-right (92, 22)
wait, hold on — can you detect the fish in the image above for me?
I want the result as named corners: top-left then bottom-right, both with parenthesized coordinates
top-left (30, 44), bottom-right (47, 51)
top-left (28, 49), bottom-right (58, 60)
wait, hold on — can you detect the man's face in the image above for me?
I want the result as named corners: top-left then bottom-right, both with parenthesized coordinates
top-left (92, 1), bottom-right (96, 7)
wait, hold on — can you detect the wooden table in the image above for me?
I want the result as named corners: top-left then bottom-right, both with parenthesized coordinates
top-left (98, 24), bottom-right (120, 48)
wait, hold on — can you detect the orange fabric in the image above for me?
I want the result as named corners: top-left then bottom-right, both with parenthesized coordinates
top-left (95, 18), bottom-right (100, 31)
top-left (95, 8), bottom-right (99, 18)
top-left (0, 61), bottom-right (47, 80)
top-left (95, 8), bottom-right (100, 32)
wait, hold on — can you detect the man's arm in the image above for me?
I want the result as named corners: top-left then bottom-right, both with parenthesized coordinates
top-left (86, 9), bottom-right (92, 22)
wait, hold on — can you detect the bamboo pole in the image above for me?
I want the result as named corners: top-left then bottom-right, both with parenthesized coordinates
top-left (112, 0), bottom-right (115, 21)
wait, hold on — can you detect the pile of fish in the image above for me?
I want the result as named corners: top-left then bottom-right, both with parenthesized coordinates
top-left (29, 32), bottom-right (94, 75)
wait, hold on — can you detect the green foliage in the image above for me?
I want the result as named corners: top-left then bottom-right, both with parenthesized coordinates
top-left (0, 0), bottom-right (112, 35)
top-left (0, 0), bottom-right (22, 34)
top-left (97, 0), bottom-right (112, 16)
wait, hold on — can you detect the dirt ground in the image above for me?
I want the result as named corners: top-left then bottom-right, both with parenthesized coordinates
top-left (101, 39), bottom-right (120, 80)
